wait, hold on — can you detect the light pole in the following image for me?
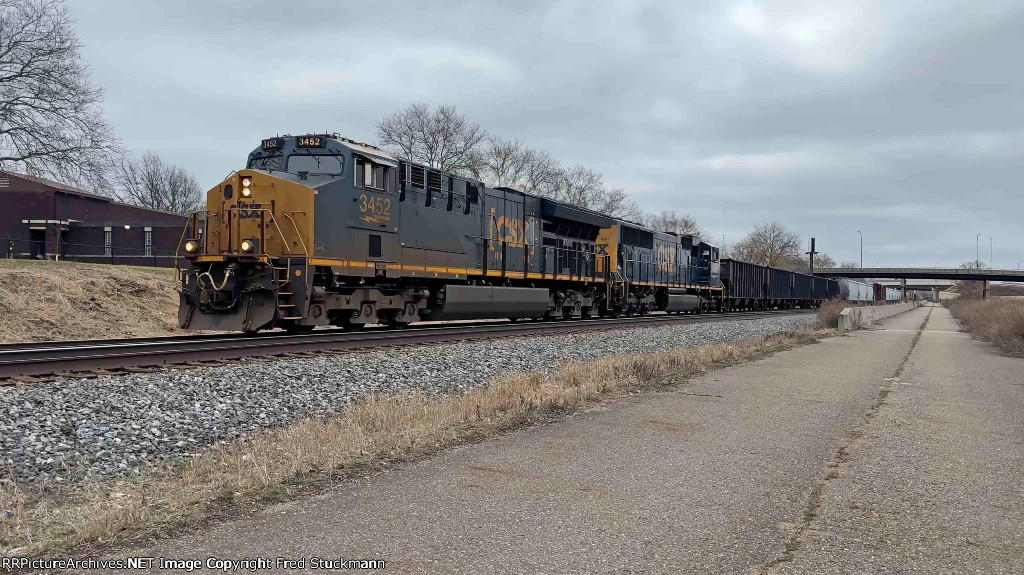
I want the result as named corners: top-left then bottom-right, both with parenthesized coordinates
top-left (857, 230), bottom-right (862, 268)
top-left (989, 237), bottom-right (993, 268)
top-left (976, 233), bottom-right (981, 269)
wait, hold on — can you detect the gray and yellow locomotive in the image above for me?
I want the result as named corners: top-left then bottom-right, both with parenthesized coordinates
top-left (177, 134), bottom-right (722, 333)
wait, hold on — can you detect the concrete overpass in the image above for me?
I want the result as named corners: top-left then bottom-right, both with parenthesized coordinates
top-left (873, 279), bottom-right (955, 290)
top-left (818, 267), bottom-right (1024, 282)
top-left (818, 267), bottom-right (1024, 300)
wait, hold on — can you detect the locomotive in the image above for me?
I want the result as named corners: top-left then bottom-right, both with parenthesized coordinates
top-left (177, 134), bottom-right (726, 333)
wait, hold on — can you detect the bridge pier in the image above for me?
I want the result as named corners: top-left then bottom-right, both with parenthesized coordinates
top-left (901, 278), bottom-right (907, 301)
top-left (932, 287), bottom-right (939, 302)
top-left (983, 280), bottom-right (989, 300)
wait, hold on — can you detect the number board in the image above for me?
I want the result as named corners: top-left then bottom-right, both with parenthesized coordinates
top-left (261, 138), bottom-right (281, 150)
top-left (296, 136), bottom-right (325, 148)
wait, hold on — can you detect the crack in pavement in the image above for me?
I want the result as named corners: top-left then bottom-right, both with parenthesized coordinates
top-left (755, 307), bottom-right (933, 575)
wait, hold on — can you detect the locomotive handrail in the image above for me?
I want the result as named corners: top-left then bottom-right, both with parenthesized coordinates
top-left (280, 211), bottom-right (311, 296)
top-left (620, 258), bottom-right (705, 288)
top-left (174, 210), bottom-right (210, 292)
top-left (474, 236), bottom-right (602, 281)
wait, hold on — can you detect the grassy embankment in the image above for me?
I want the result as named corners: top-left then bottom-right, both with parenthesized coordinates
top-left (1, 328), bottom-right (829, 557)
top-left (945, 298), bottom-right (1024, 356)
top-left (816, 300), bottom-right (848, 328)
top-left (0, 259), bottom-right (179, 343)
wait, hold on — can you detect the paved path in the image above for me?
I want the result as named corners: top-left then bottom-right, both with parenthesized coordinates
top-left (119, 305), bottom-right (1024, 574)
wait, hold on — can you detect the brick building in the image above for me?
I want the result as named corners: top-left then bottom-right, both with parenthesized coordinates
top-left (0, 171), bottom-right (188, 267)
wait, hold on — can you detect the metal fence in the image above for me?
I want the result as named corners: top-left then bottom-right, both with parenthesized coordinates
top-left (4, 238), bottom-right (180, 267)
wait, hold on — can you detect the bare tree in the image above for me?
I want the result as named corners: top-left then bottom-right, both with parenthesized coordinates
top-left (0, 0), bottom-right (119, 191)
top-left (642, 210), bottom-right (706, 239)
top-left (478, 136), bottom-right (531, 188)
top-left (838, 260), bottom-right (860, 269)
top-left (519, 148), bottom-right (560, 196)
top-left (730, 222), bottom-right (802, 267)
top-left (954, 260), bottom-right (989, 298)
top-left (378, 103), bottom-right (644, 219)
top-left (788, 251), bottom-right (836, 273)
top-left (114, 151), bottom-right (202, 215)
top-left (526, 163), bottom-right (639, 218)
top-left (550, 164), bottom-right (603, 207)
top-left (376, 103), bottom-right (487, 174)
top-left (592, 186), bottom-right (641, 220)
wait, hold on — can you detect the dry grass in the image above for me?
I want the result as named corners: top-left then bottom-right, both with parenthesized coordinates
top-left (817, 300), bottom-right (848, 328)
top-left (0, 328), bottom-right (828, 557)
top-left (945, 298), bottom-right (1024, 357)
top-left (0, 259), bottom-right (180, 343)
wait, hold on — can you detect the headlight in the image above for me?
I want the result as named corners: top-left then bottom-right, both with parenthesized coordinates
top-left (184, 240), bottom-right (198, 254)
top-left (240, 239), bottom-right (256, 253)
top-left (241, 177), bottom-right (252, 188)
top-left (241, 187), bottom-right (252, 198)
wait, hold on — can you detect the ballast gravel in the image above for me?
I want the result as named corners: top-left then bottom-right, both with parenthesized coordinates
top-left (1, 313), bottom-right (816, 485)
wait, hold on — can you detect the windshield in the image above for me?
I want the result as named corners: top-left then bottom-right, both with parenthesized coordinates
top-left (286, 153), bottom-right (344, 176)
top-left (248, 151), bottom-right (283, 171)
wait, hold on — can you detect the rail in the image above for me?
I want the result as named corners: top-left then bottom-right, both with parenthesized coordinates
top-left (0, 308), bottom-right (817, 382)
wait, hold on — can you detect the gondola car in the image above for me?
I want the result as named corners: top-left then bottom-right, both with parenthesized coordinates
top-left (719, 258), bottom-right (836, 310)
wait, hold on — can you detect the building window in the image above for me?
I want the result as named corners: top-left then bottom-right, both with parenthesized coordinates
top-left (104, 227), bottom-right (112, 256)
top-left (144, 228), bottom-right (153, 256)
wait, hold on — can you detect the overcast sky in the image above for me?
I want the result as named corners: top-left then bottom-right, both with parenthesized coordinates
top-left (72, 0), bottom-right (1024, 268)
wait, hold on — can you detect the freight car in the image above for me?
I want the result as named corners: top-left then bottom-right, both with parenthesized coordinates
top-left (176, 134), bottom-right (724, 333)
top-left (836, 278), bottom-right (874, 302)
top-left (719, 258), bottom-right (836, 310)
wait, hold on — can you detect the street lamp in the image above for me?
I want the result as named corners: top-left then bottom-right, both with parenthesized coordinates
top-left (976, 233), bottom-right (981, 269)
top-left (857, 230), bottom-right (863, 268)
top-left (989, 237), bottom-right (993, 268)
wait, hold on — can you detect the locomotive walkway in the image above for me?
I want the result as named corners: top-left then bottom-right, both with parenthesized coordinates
top-left (115, 305), bottom-right (1024, 574)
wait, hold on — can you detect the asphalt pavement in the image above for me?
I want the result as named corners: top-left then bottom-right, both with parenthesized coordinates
top-left (110, 304), bottom-right (1024, 574)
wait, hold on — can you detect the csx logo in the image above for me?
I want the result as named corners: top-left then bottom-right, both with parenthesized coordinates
top-left (488, 209), bottom-right (534, 260)
top-left (237, 203), bottom-right (262, 219)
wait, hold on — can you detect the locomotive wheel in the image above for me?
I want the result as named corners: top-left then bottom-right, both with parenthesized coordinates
top-left (283, 323), bottom-right (315, 335)
top-left (336, 315), bottom-right (365, 331)
top-left (383, 310), bottom-right (411, 329)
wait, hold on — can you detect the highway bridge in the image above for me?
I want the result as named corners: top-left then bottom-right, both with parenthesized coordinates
top-left (818, 267), bottom-right (1024, 282)
top-left (818, 267), bottom-right (1024, 300)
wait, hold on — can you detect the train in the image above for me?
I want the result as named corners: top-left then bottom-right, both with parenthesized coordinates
top-left (176, 134), bottom-right (849, 334)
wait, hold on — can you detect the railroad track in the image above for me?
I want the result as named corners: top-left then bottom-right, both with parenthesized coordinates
top-left (0, 309), bottom-right (817, 382)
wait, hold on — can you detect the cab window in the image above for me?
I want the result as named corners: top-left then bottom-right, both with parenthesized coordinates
top-left (286, 154), bottom-right (343, 176)
top-left (355, 157), bottom-right (393, 192)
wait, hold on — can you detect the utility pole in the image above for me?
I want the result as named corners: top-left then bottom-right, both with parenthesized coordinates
top-left (976, 233), bottom-right (981, 269)
top-left (857, 230), bottom-right (862, 268)
top-left (990, 237), bottom-right (993, 268)
top-left (806, 237), bottom-right (818, 276)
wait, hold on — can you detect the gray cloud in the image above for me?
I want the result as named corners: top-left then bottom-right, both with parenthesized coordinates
top-left (72, 0), bottom-right (1024, 268)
